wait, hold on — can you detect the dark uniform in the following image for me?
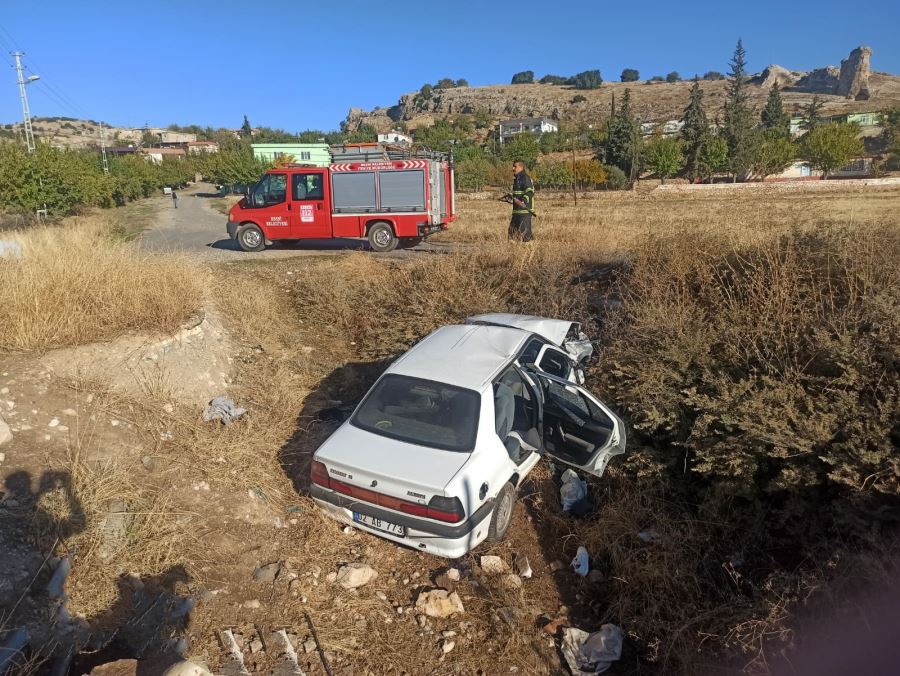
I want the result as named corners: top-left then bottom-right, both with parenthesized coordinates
top-left (509, 170), bottom-right (534, 241)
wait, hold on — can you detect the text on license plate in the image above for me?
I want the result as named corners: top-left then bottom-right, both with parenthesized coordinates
top-left (353, 512), bottom-right (406, 537)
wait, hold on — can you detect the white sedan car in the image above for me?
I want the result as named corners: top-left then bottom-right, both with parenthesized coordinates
top-left (310, 315), bottom-right (626, 558)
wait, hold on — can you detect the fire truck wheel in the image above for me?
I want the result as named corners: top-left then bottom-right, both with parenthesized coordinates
top-left (237, 224), bottom-right (265, 252)
top-left (367, 222), bottom-right (399, 252)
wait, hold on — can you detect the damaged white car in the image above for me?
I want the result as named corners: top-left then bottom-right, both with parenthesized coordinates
top-left (310, 314), bottom-right (625, 558)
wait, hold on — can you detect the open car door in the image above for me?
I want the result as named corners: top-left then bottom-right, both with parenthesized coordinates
top-left (532, 371), bottom-right (626, 477)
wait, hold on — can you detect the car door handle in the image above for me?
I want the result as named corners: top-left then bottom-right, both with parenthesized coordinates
top-left (287, 203), bottom-right (291, 210)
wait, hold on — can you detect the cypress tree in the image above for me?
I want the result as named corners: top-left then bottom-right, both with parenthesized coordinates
top-left (801, 95), bottom-right (824, 132)
top-left (722, 39), bottom-right (757, 180)
top-left (606, 89), bottom-right (639, 178)
top-left (761, 84), bottom-right (791, 138)
top-left (681, 78), bottom-right (710, 181)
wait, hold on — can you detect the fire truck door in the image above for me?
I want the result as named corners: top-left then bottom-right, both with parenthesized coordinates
top-left (290, 171), bottom-right (331, 238)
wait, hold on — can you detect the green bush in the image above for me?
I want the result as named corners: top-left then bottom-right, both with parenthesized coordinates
top-left (602, 164), bottom-right (628, 189)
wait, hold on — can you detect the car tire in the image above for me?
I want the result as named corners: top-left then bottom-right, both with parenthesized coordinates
top-left (487, 483), bottom-right (515, 542)
top-left (367, 222), bottom-right (398, 252)
top-left (237, 224), bottom-right (265, 252)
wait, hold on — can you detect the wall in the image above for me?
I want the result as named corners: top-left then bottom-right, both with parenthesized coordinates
top-left (251, 144), bottom-right (331, 166)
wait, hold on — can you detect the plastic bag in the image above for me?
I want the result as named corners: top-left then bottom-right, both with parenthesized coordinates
top-left (560, 469), bottom-right (587, 511)
top-left (561, 624), bottom-right (623, 675)
top-left (571, 546), bottom-right (590, 577)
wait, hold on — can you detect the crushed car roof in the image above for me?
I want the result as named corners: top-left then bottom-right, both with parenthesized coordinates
top-left (388, 324), bottom-right (531, 391)
top-left (466, 313), bottom-right (577, 347)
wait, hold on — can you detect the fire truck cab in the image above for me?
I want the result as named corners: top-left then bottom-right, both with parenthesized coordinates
top-left (226, 145), bottom-right (456, 253)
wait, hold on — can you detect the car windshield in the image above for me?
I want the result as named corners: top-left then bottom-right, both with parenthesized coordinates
top-left (351, 374), bottom-right (480, 452)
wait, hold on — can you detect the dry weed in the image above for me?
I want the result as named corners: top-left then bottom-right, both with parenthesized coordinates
top-left (0, 214), bottom-right (205, 351)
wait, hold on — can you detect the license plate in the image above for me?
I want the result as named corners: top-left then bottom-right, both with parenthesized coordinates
top-left (353, 512), bottom-right (406, 537)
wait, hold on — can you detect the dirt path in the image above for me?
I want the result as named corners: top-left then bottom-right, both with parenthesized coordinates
top-left (138, 183), bottom-right (457, 262)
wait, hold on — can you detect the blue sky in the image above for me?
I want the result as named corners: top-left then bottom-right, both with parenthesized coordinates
top-left (1, 1), bottom-right (898, 132)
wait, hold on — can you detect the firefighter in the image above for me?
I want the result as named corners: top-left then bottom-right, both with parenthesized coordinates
top-left (509, 160), bottom-right (534, 242)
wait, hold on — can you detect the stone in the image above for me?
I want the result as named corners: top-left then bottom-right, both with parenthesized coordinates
top-left (417, 614), bottom-right (427, 627)
top-left (513, 554), bottom-right (532, 579)
top-left (837, 46), bottom-right (872, 99)
top-left (252, 562), bottom-right (282, 584)
top-left (0, 417), bottom-right (12, 446)
top-left (480, 555), bottom-right (507, 575)
top-left (796, 66), bottom-right (841, 94)
top-left (441, 630), bottom-right (457, 638)
top-left (442, 640), bottom-right (456, 654)
top-left (141, 455), bottom-right (155, 470)
top-left (249, 639), bottom-right (263, 653)
top-left (303, 639), bottom-right (317, 654)
top-left (415, 589), bottom-right (465, 618)
top-left (375, 591), bottom-right (387, 601)
top-left (162, 662), bottom-right (213, 676)
top-left (334, 563), bottom-right (378, 589)
top-left (88, 659), bottom-right (138, 676)
top-left (750, 64), bottom-right (798, 89)
top-left (62, 408), bottom-right (77, 417)
top-left (326, 572), bottom-right (338, 583)
top-left (243, 599), bottom-right (261, 609)
top-left (434, 567), bottom-right (461, 590)
top-left (48, 418), bottom-right (60, 428)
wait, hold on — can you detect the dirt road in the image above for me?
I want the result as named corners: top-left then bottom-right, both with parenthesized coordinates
top-left (139, 183), bottom-right (456, 261)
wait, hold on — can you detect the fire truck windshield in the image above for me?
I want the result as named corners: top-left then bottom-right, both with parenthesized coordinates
top-left (250, 173), bottom-right (287, 207)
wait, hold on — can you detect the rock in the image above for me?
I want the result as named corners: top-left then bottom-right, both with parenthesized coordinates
top-left (837, 46), bottom-right (872, 99)
top-left (417, 614), bottom-right (427, 627)
top-left (415, 589), bottom-right (465, 618)
top-left (303, 639), bottom-right (317, 653)
top-left (243, 599), bottom-right (261, 609)
top-left (162, 662), bottom-right (213, 676)
top-left (252, 562), bottom-right (282, 584)
top-left (750, 64), bottom-right (799, 89)
top-left (326, 572), bottom-right (338, 583)
top-left (796, 66), bottom-right (841, 94)
top-left (434, 567), bottom-right (461, 590)
top-left (513, 554), bottom-right (532, 579)
top-left (141, 455), bottom-right (155, 470)
top-left (48, 418), bottom-right (60, 428)
top-left (480, 555), bottom-right (507, 575)
top-left (0, 417), bottom-right (12, 446)
top-left (62, 408), bottom-right (77, 417)
top-left (192, 481), bottom-right (210, 492)
top-left (88, 659), bottom-right (138, 676)
top-left (249, 639), bottom-right (263, 653)
top-left (375, 591), bottom-right (387, 601)
top-left (442, 640), bottom-right (456, 654)
top-left (334, 563), bottom-right (378, 589)
top-left (442, 630), bottom-right (457, 638)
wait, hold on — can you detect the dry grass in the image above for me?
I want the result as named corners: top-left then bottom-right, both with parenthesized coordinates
top-left (0, 214), bottom-right (205, 351)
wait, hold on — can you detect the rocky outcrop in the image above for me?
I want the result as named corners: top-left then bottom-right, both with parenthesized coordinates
top-left (795, 66), bottom-right (840, 93)
top-left (836, 46), bottom-right (872, 99)
top-left (751, 65), bottom-right (800, 89)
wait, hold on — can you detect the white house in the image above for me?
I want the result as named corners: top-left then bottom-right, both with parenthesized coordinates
top-left (498, 117), bottom-right (558, 143)
top-left (378, 130), bottom-right (413, 145)
top-left (187, 140), bottom-right (219, 154)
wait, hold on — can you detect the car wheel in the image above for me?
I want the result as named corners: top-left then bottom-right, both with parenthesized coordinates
top-left (487, 483), bottom-right (515, 542)
top-left (367, 222), bottom-right (398, 252)
top-left (237, 224), bottom-right (265, 252)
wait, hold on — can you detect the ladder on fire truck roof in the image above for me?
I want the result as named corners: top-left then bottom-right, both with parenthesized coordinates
top-left (329, 143), bottom-right (450, 164)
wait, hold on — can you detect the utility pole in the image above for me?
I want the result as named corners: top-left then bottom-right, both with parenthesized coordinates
top-left (99, 122), bottom-right (109, 174)
top-left (11, 52), bottom-right (39, 153)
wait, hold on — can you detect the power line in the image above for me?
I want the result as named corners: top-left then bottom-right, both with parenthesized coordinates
top-left (11, 52), bottom-right (37, 152)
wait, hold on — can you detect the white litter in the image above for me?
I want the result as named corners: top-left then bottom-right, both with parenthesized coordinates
top-left (560, 469), bottom-right (587, 511)
top-left (202, 397), bottom-right (247, 424)
top-left (571, 546), bottom-right (590, 577)
top-left (561, 624), bottom-right (623, 675)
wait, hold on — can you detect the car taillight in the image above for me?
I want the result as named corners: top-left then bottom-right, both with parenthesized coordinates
top-left (426, 496), bottom-right (465, 523)
top-left (310, 460), bottom-right (330, 487)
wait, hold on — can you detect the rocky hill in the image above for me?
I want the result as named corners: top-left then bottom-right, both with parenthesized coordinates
top-left (0, 118), bottom-right (188, 149)
top-left (345, 46), bottom-right (900, 133)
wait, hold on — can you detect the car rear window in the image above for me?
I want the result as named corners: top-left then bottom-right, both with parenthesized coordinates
top-left (351, 374), bottom-right (480, 452)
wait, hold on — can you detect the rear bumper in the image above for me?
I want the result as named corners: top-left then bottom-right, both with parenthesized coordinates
top-left (418, 222), bottom-right (447, 237)
top-left (310, 483), bottom-right (493, 558)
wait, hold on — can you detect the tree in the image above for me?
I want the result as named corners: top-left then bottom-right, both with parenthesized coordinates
top-left (702, 71), bottom-right (725, 81)
top-left (240, 115), bottom-right (252, 138)
top-left (621, 68), bottom-right (640, 82)
top-left (140, 129), bottom-right (159, 147)
top-left (605, 89), bottom-right (640, 179)
top-left (570, 159), bottom-right (607, 189)
top-left (414, 84), bottom-right (434, 112)
top-left (722, 39), bottom-right (757, 180)
top-left (697, 135), bottom-right (729, 182)
top-left (500, 133), bottom-right (540, 167)
top-left (539, 74), bottom-right (568, 85)
top-left (666, 71), bottom-right (681, 83)
top-left (680, 79), bottom-right (711, 182)
top-left (456, 156), bottom-right (493, 191)
top-left (456, 78), bottom-right (469, 87)
top-left (761, 84), bottom-right (790, 138)
top-left (511, 71), bottom-right (534, 84)
top-left (750, 131), bottom-right (795, 179)
top-left (648, 75), bottom-right (664, 83)
top-left (801, 123), bottom-right (864, 178)
top-left (570, 70), bottom-right (603, 90)
top-left (643, 136), bottom-right (684, 183)
top-left (801, 95), bottom-right (824, 133)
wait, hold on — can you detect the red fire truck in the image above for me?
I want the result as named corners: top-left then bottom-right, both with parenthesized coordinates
top-left (226, 145), bottom-right (456, 252)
